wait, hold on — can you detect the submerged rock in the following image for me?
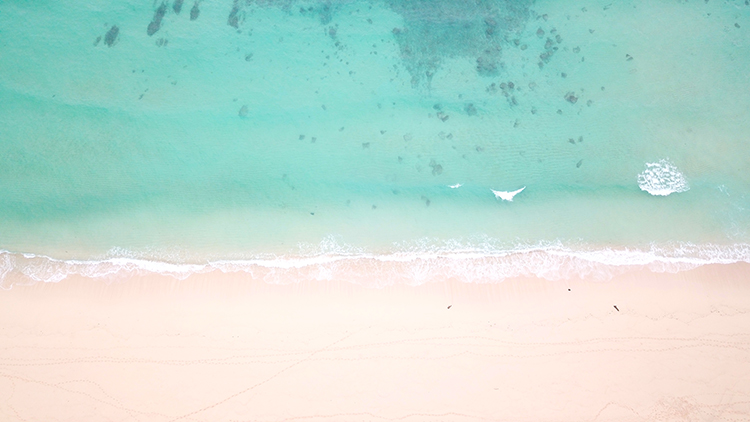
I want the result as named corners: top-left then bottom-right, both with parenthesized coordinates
top-left (564, 92), bottom-right (578, 104)
top-left (238, 105), bottom-right (249, 118)
top-left (228, 0), bottom-right (243, 28)
top-left (173, 0), bottom-right (184, 14)
top-left (104, 25), bottom-right (119, 47)
top-left (147, 3), bottom-right (167, 36)
top-left (429, 159), bottom-right (443, 176)
top-left (190, 2), bottom-right (200, 20)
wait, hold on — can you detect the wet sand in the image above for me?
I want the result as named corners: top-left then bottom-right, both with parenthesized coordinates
top-left (1, 264), bottom-right (750, 421)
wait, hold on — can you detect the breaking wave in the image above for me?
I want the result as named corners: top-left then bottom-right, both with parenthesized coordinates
top-left (1, 237), bottom-right (749, 289)
top-left (638, 159), bottom-right (690, 196)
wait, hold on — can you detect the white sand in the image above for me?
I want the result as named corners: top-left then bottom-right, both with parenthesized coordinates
top-left (1, 264), bottom-right (750, 421)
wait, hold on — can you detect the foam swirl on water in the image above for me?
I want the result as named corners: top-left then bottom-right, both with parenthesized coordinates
top-left (638, 159), bottom-right (690, 196)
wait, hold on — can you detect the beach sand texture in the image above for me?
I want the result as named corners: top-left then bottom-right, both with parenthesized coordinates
top-left (2, 264), bottom-right (749, 422)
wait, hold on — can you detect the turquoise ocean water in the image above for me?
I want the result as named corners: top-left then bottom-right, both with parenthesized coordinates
top-left (1, 0), bottom-right (749, 287)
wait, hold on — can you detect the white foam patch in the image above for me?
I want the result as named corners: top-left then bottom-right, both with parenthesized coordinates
top-left (1, 239), bottom-right (749, 289)
top-left (491, 186), bottom-right (526, 201)
top-left (638, 159), bottom-right (690, 196)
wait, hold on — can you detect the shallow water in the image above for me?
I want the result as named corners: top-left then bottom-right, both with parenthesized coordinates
top-left (1, 0), bottom-right (749, 286)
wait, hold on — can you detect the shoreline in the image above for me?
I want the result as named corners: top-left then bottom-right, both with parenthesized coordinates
top-left (1, 263), bottom-right (750, 421)
top-left (3, 240), bottom-right (750, 289)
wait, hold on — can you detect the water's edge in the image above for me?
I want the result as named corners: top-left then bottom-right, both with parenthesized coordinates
top-left (3, 240), bottom-right (748, 289)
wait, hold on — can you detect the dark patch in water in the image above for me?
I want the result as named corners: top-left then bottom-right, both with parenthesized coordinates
top-left (156, 37), bottom-right (168, 47)
top-left (190, 2), bottom-right (200, 20)
top-left (429, 159), bottom-right (443, 175)
top-left (298, 1), bottom-right (335, 25)
top-left (93, 35), bottom-right (102, 46)
top-left (148, 2), bottom-right (168, 36)
top-left (476, 46), bottom-right (501, 76)
top-left (104, 25), bottom-right (119, 46)
top-left (244, 0), bottom-right (531, 87)
top-left (576, 159), bottom-right (583, 168)
top-left (174, 0), bottom-right (184, 14)
top-left (385, 0), bottom-right (531, 86)
top-left (465, 103), bottom-right (477, 116)
top-left (228, 0), bottom-right (243, 28)
top-left (238, 105), bottom-right (249, 118)
top-left (564, 92), bottom-right (578, 104)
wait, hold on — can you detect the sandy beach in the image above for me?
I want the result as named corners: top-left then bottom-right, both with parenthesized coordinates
top-left (0, 264), bottom-right (749, 422)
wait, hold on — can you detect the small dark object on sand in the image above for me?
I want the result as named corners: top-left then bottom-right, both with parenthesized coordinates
top-left (447, 305), bottom-right (452, 309)
top-left (614, 305), bottom-right (619, 311)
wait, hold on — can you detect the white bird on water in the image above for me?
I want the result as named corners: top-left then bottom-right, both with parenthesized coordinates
top-left (448, 183), bottom-right (463, 189)
top-left (491, 186), bottom-right (526, 201)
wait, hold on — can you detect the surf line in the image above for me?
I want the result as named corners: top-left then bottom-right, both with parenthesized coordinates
top-left (491, 186), bottom-right (526, 201)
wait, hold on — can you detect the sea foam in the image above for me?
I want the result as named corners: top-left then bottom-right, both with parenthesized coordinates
top-left (2, 238), bottom-right (748, 289)
top-left (638, 159), bottom-right (690, 196)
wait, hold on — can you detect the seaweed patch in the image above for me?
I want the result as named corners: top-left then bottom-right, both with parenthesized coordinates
top-left (147, 2), bottom-right (168, 36)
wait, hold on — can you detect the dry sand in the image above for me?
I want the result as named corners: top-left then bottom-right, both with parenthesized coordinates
top-left (1, 264), bottom-right (750, 422)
